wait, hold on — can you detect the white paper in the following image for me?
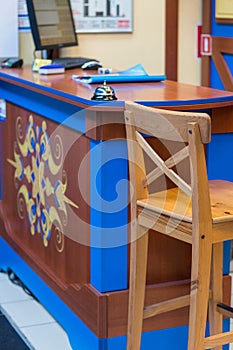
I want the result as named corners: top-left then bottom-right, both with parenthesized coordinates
top-left (70, 0), bottom-right (133, 33)
top-left (18, 0), bottom-right (30, 31)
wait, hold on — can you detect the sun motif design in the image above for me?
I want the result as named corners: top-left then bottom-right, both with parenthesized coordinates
top-left (7, 115), bottom-right (79, 250)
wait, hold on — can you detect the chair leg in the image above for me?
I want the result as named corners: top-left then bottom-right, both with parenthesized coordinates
top-left (188, 235), bottom-right (212, 350)
top-left (127, 229), bottom-right (149, 350)
top-left (208, 242), bottom-right (223, 350)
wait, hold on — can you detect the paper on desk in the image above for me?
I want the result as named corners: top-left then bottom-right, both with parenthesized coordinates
top-left (72, 64), bottom-right (166, 84)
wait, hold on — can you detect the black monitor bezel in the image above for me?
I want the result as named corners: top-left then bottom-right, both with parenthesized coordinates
top-left (26, 0), bottom-right (78, 51)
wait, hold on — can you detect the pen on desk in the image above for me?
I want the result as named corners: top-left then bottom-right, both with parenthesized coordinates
top-left (72, 73), bottom-right (119, 81)
top-left (72, 75), bottom-right (91, 81)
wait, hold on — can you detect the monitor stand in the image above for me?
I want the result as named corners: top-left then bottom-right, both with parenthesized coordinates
top-left (41, 48), bottom-right (59, 60)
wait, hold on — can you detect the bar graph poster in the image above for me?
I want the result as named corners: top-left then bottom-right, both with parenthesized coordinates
top-left (70, 0), bottom-right (133, 33)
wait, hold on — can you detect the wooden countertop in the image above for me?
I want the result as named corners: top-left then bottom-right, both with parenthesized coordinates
top-left (1, 66), bottom-right (233, 110)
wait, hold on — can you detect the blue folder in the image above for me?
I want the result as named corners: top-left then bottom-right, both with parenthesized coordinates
top-left (72, 64), bottom-right (166, 84)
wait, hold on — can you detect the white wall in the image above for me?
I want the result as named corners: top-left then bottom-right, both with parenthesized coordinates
top-left (20, 0), bottom-right (165, 76)
top-left (20, 0), bottom-right (202, 85)
top-left (0, 0), bottom-right (18, 57)
top-left (178, 0), bottom-right (202, 85)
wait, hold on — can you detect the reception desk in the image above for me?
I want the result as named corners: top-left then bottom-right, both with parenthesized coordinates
top-left (0, 67), bottom-right (233, 349)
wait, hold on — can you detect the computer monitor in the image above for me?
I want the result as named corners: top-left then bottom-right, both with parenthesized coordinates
top-left (26, 0), bottom-right (78, 59)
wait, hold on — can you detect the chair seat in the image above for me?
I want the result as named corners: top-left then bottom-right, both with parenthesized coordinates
top-left (137, 179), bottom-right (233, 224)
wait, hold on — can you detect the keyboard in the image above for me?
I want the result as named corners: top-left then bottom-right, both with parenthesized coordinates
top-left (52, 57), bottom-right (98, 70)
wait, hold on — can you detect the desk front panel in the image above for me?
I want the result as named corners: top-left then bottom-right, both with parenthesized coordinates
top-left (0, 102), bottom-right (90, 284)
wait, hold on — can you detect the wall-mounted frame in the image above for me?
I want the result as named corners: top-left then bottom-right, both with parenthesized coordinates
top-left (70, 0), bottom-right (133, 33)
top-left (215, 0), bottom-right (233, 23)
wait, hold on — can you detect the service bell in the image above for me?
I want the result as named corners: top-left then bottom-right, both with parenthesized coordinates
top-left (92, 81), bottom-right (117, 101)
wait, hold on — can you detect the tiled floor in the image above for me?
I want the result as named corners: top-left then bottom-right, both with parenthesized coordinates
top-left (1, 270), bottom-right (233, 350)
top-left (0, 272), bottom-right (72, 350)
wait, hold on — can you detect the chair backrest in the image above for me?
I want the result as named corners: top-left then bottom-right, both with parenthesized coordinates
top-left (124, 101), bottom-right (212, 234)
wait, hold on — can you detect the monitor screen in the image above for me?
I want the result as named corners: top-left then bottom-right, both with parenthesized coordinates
top-left (26, 0), bottom-right (78, 57)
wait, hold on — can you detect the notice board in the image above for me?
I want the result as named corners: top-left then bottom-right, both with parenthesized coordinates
top-left (216, 0), bottom-right (233, 19)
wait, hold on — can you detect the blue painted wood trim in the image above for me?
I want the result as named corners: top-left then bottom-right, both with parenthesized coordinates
top-left (0, 72), bottom-right (92, 107)
top-left (90, 139), bottom-right (128, 292)
top-left (0, 81), bottom-right (87, 133)
top-left (207, 133), bottom-right (233, 275)
top-left (136, 95), bottom-right (233, 107)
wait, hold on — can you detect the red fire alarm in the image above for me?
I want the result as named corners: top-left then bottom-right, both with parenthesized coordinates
top-left (200, 34), bottom-right (212, 56)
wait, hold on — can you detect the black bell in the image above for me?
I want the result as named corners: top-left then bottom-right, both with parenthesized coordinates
top-left (92, 81), bottom-right (117, 101)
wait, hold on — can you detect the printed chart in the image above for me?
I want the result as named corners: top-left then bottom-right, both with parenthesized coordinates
top-left (71, 0), bottom-right (132, 33)
top-left (18, 0), bottom-right (132, 33)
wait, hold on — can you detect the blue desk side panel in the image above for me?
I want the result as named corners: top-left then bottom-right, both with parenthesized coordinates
top-left (207, 133), bottom-right (233, 275)
top-left (207, 133), bottom-right (233, 182)
top-left (90, 139), bottom-right (128, 292)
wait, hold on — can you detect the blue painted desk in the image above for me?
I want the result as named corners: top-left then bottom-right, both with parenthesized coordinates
top-left (0, 67), bottom-right (233, 349)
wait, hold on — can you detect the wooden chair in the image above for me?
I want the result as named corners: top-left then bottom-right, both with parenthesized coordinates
top-left (124, 101), bottom-right (233, 350)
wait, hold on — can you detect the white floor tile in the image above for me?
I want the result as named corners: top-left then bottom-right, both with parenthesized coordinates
top-left (21, 323), bottom-right (72, 350)
top-left (1, 299), bottom-right (55, 328)
top-left (0, 272), bottom-right (8, 281)
top-left (0, 274), bottom-right (73, 349)
top-left (0, 279), bottom-right (32, 304)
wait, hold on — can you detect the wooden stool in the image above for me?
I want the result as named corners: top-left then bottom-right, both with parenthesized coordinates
top-left (124, 101), bottom-right (233, 350)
